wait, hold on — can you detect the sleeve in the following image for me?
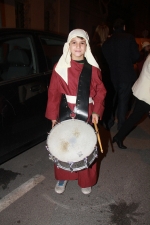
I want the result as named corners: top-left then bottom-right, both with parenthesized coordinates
top-left (45, 67), bottom-right (62, 120)
top-left (147, 61), bottom-right (150, 74)
top-left (91, 67), bottom-right (107, 119)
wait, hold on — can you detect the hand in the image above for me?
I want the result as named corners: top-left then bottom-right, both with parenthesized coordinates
top-left (52, 120), bottom-right (57, 128)
top-left (92, 113), bottom-right (99, 124)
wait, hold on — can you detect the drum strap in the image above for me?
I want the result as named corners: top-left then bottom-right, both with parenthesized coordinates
top-left (75, 59), bottom-right (92, 121)
top-left (59, 94), bottom-right (72, 122)
top-left (59, 59), bottom-right (92, 122)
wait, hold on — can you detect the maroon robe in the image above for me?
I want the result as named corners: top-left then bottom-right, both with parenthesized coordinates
top-left (45, 60), bottom-right (106, 188)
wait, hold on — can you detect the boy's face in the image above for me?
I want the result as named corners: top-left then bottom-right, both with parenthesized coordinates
top-left (69, 37), bottom-right (87, 60)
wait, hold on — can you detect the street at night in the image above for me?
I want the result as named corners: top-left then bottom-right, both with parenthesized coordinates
top-left (0, 117), bottom-right (150, 225)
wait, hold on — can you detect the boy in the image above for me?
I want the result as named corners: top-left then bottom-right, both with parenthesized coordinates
top-left (45, 29), bottom-right (106, 194)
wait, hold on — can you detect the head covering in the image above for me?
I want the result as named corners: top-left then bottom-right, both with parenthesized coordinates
top-left (142, 41), bottom-right (150, 49)
top-left (55, 29), bottom-right (99, 84)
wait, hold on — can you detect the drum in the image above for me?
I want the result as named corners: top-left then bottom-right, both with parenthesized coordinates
top-left (46, 119), bottom-right (98, 172)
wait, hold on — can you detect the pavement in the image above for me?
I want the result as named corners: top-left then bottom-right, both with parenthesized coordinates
top-left (0, 116), bottom-right (150, 225)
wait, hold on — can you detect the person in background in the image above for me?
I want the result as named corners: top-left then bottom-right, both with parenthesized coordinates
top-left (137, 41), bottom-right (150, 76)
top-left (91, 23), bottom-right (109, 67)
top-left (45, 29), bottom-right (106, 195)
top-left (91, 24), bottom-right (114, 129)
top-left (112, 54), bottom-right (150, 149)
top-left (102, 18), bottom-right (140, 130)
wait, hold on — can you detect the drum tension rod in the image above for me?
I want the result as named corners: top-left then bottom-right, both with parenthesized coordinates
top-left (84, 158), bottom-right (89, 168)
top-left (69, 162), bottom-right (74, 172)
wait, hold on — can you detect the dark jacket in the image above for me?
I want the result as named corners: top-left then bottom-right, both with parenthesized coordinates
top-left (102, 29), bottom-right (140, 85)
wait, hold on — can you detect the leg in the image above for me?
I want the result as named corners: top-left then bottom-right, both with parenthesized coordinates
top-left (54, 161), bottom-right (98, 194)
top-left (105, 84), bottom-right (117, 129)
top-left (117, 83), bottom-right (132, 130)
top-left (102, 82), bottom-right (115, 129)
top-left (78, 161), bottom-right (98, 188)
top-left (113, 99), bottom-right (150, 148)
top-left (78, 161), bottom-right (98, 195)
top-left (54, 165), bottom-right (78, 194)
top-left (55, 161), bottom-right (98, 188)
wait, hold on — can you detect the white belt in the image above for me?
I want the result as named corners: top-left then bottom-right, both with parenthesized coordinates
top-left (65, 95), bottom-right (94, 104)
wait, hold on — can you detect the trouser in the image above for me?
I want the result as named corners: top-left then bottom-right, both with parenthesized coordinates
top-left (115, 98), bottom-right (150, 140)
top-left (111, 83), bottom-right (132, 129)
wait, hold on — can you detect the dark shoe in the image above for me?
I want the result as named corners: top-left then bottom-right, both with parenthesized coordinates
top-left (112, 136), bottom-right (127, 149)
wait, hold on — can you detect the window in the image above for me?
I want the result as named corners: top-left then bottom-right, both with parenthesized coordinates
top-left (0, 36), bottom-right (36, 81)
top-left (39, 36), bottom-right (65, 70)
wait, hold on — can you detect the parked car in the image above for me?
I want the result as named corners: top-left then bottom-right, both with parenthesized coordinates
top-left (0, 28), bottom-right (66, 164)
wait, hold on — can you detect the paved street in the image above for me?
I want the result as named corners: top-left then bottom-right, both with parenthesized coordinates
top-left (0, 117), bottom-right (150, 225)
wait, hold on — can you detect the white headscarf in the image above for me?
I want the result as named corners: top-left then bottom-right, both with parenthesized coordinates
top-left (55, 29), bottom-right (99, 84)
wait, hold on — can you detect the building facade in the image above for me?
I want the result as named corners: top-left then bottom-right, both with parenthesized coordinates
top-left (0, 0), bottom-right (104, 37)
top-left (0, 0), bottom-right (70, 35)
top-left (0, 0), bottom-right (150, 38)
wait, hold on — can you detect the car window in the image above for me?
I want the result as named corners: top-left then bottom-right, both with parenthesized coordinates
top-left (0, 36), bottom-right (36, 82)
top-left (39, 36), bottom-right (64, 70)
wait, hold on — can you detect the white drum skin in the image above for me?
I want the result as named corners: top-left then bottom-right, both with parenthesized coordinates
top-left (46, 119), bottom-right (98, 171)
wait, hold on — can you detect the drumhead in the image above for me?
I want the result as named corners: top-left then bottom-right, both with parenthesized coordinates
top-left (47, 119), bottom-right (97, 163)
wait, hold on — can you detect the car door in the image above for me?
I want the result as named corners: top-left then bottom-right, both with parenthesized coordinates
top-left (0, 33), bottom-right (51, 164)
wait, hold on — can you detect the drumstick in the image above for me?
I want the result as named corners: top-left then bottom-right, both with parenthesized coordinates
top-left (94, 120), bottom-right (103, 153)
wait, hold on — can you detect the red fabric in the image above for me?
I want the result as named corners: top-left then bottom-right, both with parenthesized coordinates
top-left (45, 60), bottom-right (106, 187)
top-left (54, 162), bottom-right (98, 188)
top-left (45, 60), bottom-right (106, 120)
